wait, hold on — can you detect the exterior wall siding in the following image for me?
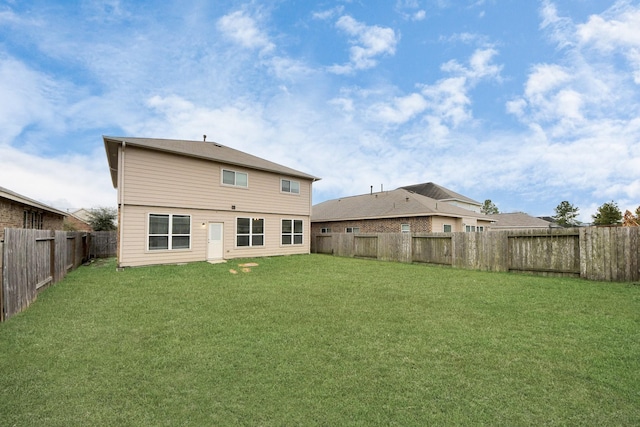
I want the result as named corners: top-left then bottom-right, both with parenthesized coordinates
top-left (119, 205), bottom-right (311, 267)
top-left (122, 147), bottom-right (311, 215)
top-left (116, 145), bottom-right (314, 267)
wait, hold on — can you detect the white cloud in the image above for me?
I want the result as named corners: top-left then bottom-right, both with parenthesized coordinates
top-left (0, 56), bottom-right (59, 142)
top-left (0, 144), bottom-right (116, 210)
top-left (328, 15), bottom-right (399, 74)
top-left (577, 3), bottom-right (640, 83)
top-left (369, 93), bottom-right (428, 124)
top-left (216, 10), bottom-right (275, 53)
top-left (312, 6), bottom-right (344, 21)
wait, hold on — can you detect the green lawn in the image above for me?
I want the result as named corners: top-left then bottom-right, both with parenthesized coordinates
top-left (1, 254), bottom-right (639, 426)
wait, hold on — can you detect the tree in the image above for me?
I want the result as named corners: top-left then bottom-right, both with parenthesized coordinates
top-left (88, 207), bottom-right (117, 231)
top-left (592, 201), bottom-right (622, 225)
top-left (553, 201), bottom-right (580, 227)
top-left (481, 199), bottom-right (499, 215)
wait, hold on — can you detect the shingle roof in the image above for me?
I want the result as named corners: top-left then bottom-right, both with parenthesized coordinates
top-left (103, 136), bottom-right (320, 188)
top-left (0, 186), bottom-right (67, 217)
top-left (486, 212), bottom-right (552, 229)
top-left (312, 188), bottom-right (488, 222)
top-left (400, 182), bottom-right (481, 206)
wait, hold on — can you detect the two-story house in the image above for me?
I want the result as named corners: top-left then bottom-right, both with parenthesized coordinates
top-left (104, 136), bottom-right (320, 268)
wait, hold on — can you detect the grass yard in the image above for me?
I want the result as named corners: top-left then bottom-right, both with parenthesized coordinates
top-left (1, 254), bottom-right (639, 426)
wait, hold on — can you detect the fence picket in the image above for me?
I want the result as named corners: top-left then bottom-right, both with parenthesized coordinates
top-left (312, 226), bottom-right (640, 282)
top-left (1, 229), bottom-right (117, 321)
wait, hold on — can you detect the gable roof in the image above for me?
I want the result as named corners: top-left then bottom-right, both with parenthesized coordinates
top-left (400, 182), bottom-right (481, 206)
top-left (486, 212), bottom-right (553, 229)
top-left (103, 136), bottom-right (320, 188)
top-left (0, 186), bottom-right (67, 217)
top-left (312, 188), bottom-right (489, 222)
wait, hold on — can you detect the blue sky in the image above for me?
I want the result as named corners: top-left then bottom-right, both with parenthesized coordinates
top-left (1, 0), bottom-right (639, 222)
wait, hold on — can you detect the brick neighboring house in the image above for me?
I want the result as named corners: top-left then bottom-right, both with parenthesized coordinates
top-left (311, 187), bottom-right (492, 235)
top-left (0, 186), bottom-right (67, 240)
top-left (64, 210), bottom-right (94, 232)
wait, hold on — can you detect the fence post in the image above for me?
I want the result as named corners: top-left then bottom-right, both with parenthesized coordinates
top-left (0, 237), bottom-right (4, 322)
top-left (49, 230), bottom-right (55, 286)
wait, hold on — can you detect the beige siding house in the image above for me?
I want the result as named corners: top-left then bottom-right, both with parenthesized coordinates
top-left (104, 136), bottom-right (319, 268)
top-left (311, 188), bottom-right (492, 236)
top-left (400, 182), bottom-right (483, 213)
top-left (486, 212), bottom-right (555, 230)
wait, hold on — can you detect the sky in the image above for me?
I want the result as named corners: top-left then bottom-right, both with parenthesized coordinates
top-left (1, 0), bottom-right (639, 223)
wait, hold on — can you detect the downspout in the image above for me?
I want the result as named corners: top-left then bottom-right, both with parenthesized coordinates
top-left (117, 141), bottom-right (126, 268)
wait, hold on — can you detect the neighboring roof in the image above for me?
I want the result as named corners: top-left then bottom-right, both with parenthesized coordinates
top-left (400, 182), bottom-right (481, 206)
top-left (0, 186), bottom-right (67, 217)
top-left (72, 208), bottom-right (94, 222)
top-left (486, 212), bottom-right (553, 229)
top-left (103, 136), bottom-right (321, 188)
top-left (312, 188), bottom-right (489, 222)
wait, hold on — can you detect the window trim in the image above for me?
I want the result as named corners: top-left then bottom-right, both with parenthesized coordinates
top-left (236, 217), bottom-right (265, 248)
top-left (280, 178), bottom-right (300, 195)
top-left (147, 213), bottom-right (192, 251)
top-left (221, 169), bottom-right (248, 188)
top-left (281, 219), bottom-right (303, 245)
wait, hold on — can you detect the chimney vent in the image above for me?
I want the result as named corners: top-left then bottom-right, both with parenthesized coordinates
top-left (203, 134), bottom-right (207, 142)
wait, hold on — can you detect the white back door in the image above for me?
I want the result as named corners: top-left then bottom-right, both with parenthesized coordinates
top-left (207, 223), bottom-right (224, 261)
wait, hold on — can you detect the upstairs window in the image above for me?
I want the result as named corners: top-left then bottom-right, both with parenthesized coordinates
top-left (237, 218), bottom-right (264, 247)
top-left (465, 225), bottom-right (477, 232)
top-left (222, 169), bottom-right (248, 187)
top-left (401, 224), bottom-right (410, 233)
top-left (281, 179), bottom-right (300, 194)
top-left (346, 227), bottom-right (360, 234)
top-left (321, 228), bottom-right (332, 234)
top-left (282, 219), bottom-right (303, 245)
top-left (148, 214), bottom-right (191, 250)
top-left (443, 224), bottom-right (452, 233)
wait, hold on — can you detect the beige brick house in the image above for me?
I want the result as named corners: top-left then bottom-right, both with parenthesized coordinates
top-left (311, 186), bottom-right (492, 236)
top-left (0, 186), bottom-right (67, 240)
top-left (104, 136), bottom-right (320, 268)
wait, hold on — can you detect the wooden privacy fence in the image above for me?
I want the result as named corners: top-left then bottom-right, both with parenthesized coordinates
top-left (312, 227), bottom-right (640, 283)
top-left (1, 228), bottom-right (117, 322)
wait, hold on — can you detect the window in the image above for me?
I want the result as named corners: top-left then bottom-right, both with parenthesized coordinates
top-left (281, 179), bottom-right (300, 194)
top-left (465, 225), bottom-right (477, 232)
top-left (443, 224), bottom-right (452, 233)
top-left (346, 227), bottom-right (360, 233)
top-left (401, 224), bottom-right (410, 233)
top-left (282, 219), bottom-right (303, 245)
top-left (478, 226), bottom-right (485, 232)
top-left (23, 210), bottom-right (43, 229)
top-left (321, 227), bottom-right (332, 234)
top-left (222, 169), bottom-right (248, 187)
top-left (237, 218), bottom-right (264, 247)
top-left (148, 214), bottom-right (191, 250)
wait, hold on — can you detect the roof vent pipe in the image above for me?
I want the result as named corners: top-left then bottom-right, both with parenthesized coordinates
top-left (370, 185), bottom-right (373, 195)
top-left (203, 135), bottom-right (207, 142)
